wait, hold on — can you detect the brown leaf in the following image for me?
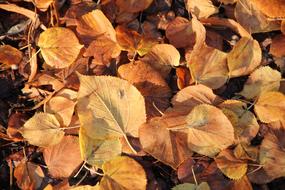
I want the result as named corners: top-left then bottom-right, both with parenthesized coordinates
top-left (43, 136), bottom-right (82, 178)
top-left (115, 0), bottom-right (153, 13)
top-left (270, 34), bottom-right (285, 58)
top-left (0, 45), bottom-right (22, 66)
top-left (227, 37), bottom-right (262, 78)
top-left (7, 112), bottom-right (28, 141)
top-left (230, 176), bottom-right (253, 190)
top-left (185, 0), bottom-right (218, 19)
top-left (139, 112), bottom-right (192, 169)
top-left (33, 0), bottom-right (54, 11)
top-left (251, 0), bottom-right (285, 18)
top-left (14, 160), bottom-right (44, 190)
top-left (176, 67), bottom-right (192, 90)
top-left (118, 61), bottom-right (171, 118)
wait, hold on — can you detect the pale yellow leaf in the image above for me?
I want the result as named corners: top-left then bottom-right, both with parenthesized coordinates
top-left (185, 0), bottom-right (218, 19)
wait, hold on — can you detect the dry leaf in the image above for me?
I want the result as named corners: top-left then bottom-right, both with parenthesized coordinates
top-left (176, 67), bottom-right (192, 89)
top-left (142, 43), bottom-right (180, 78)
top-left (254, 91), bottom-right (285, 123)
top-left (185, 104), bottom-right (234, 157)
top-left (116, 0), bottom-right (153, 13)
top-left (219, 100), bottom-right (259, 144)
top-left (139, 112), bottom-right (192, 169)
top-left (118, 61), bottom-right (171, 118)
top-left (235, 0), bottom-right (280, 34)
top-left (227, 37), bottom-right (262, 78)
top-left (77, 75), bottom-right (146, 166)
top-left (238, 66), bottom-right (281, 99)
top-left (187, 44), bottom-right (228, 89)
top-left (166, 16), bottom-right (206, 48)
top-left (43, 136), bottom-right (82, 178)
top-left (259, 128), bottom-right (285, 181)
top-left (0, 45), bottom-right (22, 66)
top-left (71, 185), bottom-right (100, 190)
top-left (34, 0), bottom-right (54, 11)
top-left (7, 113), bottom-right (28, 141)
top-left (172, 84), bottom-right (223, 113)
top-left (270, 34), bottom-right (285, 58)
top-left (215, 149), bottom-right (247, 180)
top-left (14, 160), bottom-right (44, 190)
top-left (116, 26), bottom-right (156, 56)
top-left (251, 0), bottom-right (285, 18)
top-left (99, 156), bottom-right (147, 190)
top-left (20, 113), bottom-right (64, 147)
top-left (45, 96), bottom-right (76, 126)
top-left (38, 27), bottom-right (83, 68)
top-left (172, 182), bottom-right (210, 190)
top-left (185, 0), bottom-right (218, 19)
top-left (282, 20), bottom-right (285, 34)
top-left (231, 175), bottom-right (253, 190)
top-left (218, 0), bottom-right (237, 4)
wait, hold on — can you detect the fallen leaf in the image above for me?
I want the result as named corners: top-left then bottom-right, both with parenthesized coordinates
top-left (45, 96), bottom-right (76, 126)
top-left (0, 45), bottom-right (22, 66)
top-left (71, 185), bottom-right (100, 190)
top-left (231, 176), bottom-right (253, 190)
top-left (185, 104), bottom-right (234, 157)
top-left (176, 67), bottom-right (192, 89)
top-left (219, 100), bottom-right (259, 144)
top-left (14, 160), bottom-right (44, 190)
top-left (34, 0), bottom-right (54, 11)
top-left (139, 112), bottom-right (192, 169)
top-left (251, 0), bottom-right (285, 18)
top-left (172, 84), bottom-right (223, 113)
top-left (235, 0), bottom-right (280, 34)
top-left (270, 34), bottom-right (285, 58)
top-left (7, 112), bottom-right (28, 141)
top-left (43, 136), bottom-right (82, 178)
top-left (227, 37), bottom-right (262, 78)
top-left (77, 75), bottom-right (146, 166)
top-left (99, 156), bottom-right (147, 190)
top-left (218, 0), bottom-right (237, 4)
top-left (172, 182), bottom-right (210, 190)
top-left (20, 112), bottom-right (64, 147)
top-left (254, 91), bottom-right (285, 123)
top-left (282, 20), bottom-right (285, 34)
top-left (166, 16), bottom-right (206, 48)
top-left (38, 27), bottom-right (83, 68)
top-left (187, 44), bottom-right (228, 89)
top-left (118, 61), bottom-right (171, 118)
top-left (116, 0), bottom-right (153, 13)
top-left (215, 149), bottom-right (247, 180)
top-left (238, 66), bottom-right (281, 99)
top-left (142, 43), bottom-right (180, 78)
top-left (185, 0), bottom-right (218, 19)
top-left (259, 128), bottom-right (285, 181)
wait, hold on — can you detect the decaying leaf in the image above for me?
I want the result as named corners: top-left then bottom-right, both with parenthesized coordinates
top-left (0, 45), bottom-right (22, 66)
top-left (187, 44), bottom-right (228, 89)
top-left (219, 100), bottom-right (259, 144)
top-left (14, 160), bottom-right (44, 190)
top-left (142, 43), bottom-right (180, 78)
top-left (215, 149), bottom-right (247, 180)
top-left (116, 0), bottom-right (153, 13)
top-left (238, 66), bottom-right (281, 99)
top-left (235, 0), bottom-right (280, 34)
top-left (38, 27), bottom-right (83, 68)
top-left (254, 91), bottom-right (285, 123)
top-left (185, 104), bottom-right (234, 157)
top-left (99, 156), bottom-right (147, 190)
top-left (185, 0), bottom-right (218, 19)
top-left (77, 75), bottom-right (146, 166)
top-left (20, 112), bottom-right (64, 147)
top-left (139, 111), bottom-right (192, 169)
top-left (259, 128), bottom-right (285, 181)
top-left (231, 175), bottom-right (253, 190)
top-left (227, 37), bottom-right (262, 78)
top-left (118, 61), bottom-right (171, 118)
top-left (34, 0), bottom-right (54, 11)
top-left (43, 136), bottom-right (82, 178)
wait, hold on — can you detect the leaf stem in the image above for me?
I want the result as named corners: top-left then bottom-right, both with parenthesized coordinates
top-left (123, 134), bottom-right (137, 155)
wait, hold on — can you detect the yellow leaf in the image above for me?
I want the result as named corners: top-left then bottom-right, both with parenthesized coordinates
top-left (99, 156), bottom-right (147, 190)
top-left (251, 0), bottom-right (285, 18)
top-left (215, 149), bottom-right (247, 180)
top-left (77, 75), bottom-right (146, 166)
top-left (227, 37), bottom-right (262, 78)
top-left (254, 91), bottom-right (285, 123)
top-left (116, 0), bottom-right (153, 13)
top-left (185, 104), bottom-right (234, 157)
top-left (172, 182), bottom-right (210, 190)
top-left (185, 0), bottom-right (218, 19)
top-left (20, 113), bottom-right (64, 147)
top-left (38, 27), bottom-right (83, 68)
top-left (238, 66), bottom-right (281, 99)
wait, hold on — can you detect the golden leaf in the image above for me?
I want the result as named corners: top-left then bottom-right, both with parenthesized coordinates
top-left (185, 0), bottom-right (218, 19)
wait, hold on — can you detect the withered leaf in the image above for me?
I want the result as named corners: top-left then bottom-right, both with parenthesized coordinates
top-left (0, 45), bottom-right (22, 66)
top-left (185, 0), bottom-right (218, 19)
top-left (270, 34), bottom-right (285, 58)
top-left (251, 0), bottom-right (285, 18)
top-left (116, 0), bottom-right (153, 13)
top-left (172, 182), bottom-right (210, 190)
